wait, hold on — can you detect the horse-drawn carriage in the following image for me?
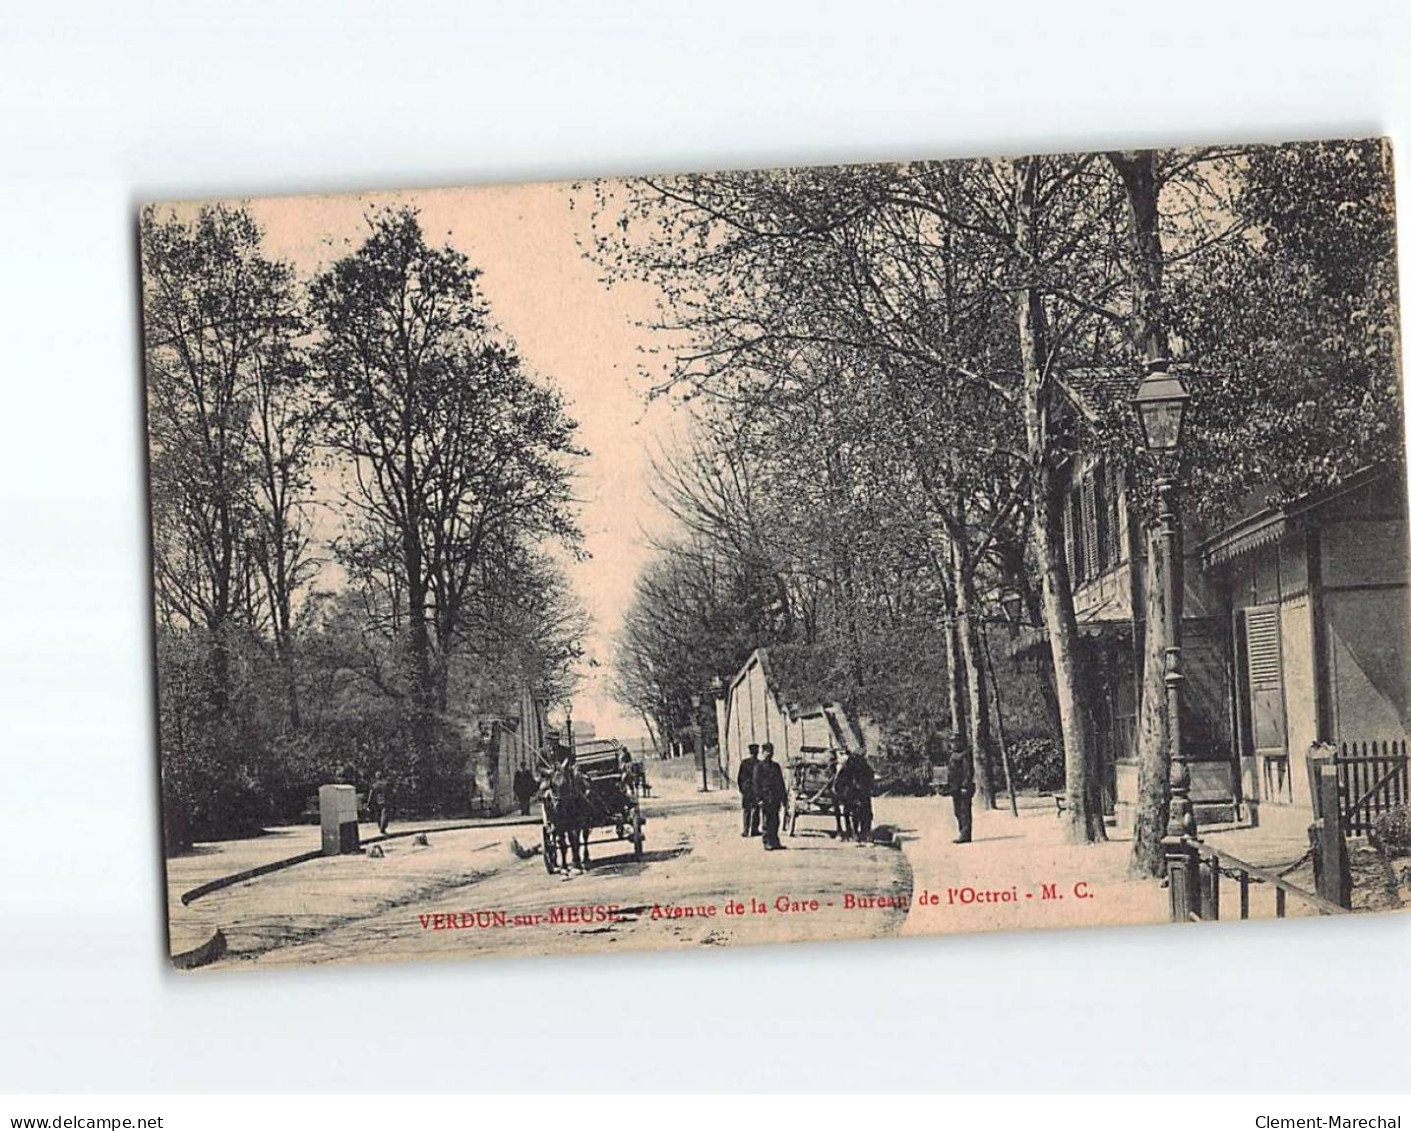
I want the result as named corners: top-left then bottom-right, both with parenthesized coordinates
top-left (786, 747), bottom-right (847, 837)
top-left (539, 742), bottom-right (645, 874)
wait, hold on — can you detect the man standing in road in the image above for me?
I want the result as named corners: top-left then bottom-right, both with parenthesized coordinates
top-left (944, 742), bottom-right (974, 844)
top-left (367, 773), bottom-right (392, 836)
top-left (755, 742), bottom-right (787, 851)
top-left (618, 748), bottom-right (636, 797)
top-left (737, 743), bottom-right (761, 837)
top-left (512, 763), bottom-right (536, 815)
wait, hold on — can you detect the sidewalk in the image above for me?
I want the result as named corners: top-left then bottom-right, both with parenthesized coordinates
top-left (886, 796), bottom-right (1170, 939)
top-left (165, 811), bottom-right (540, 962)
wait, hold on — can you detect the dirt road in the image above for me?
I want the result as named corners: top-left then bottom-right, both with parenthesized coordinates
top-left (198, 778), bottom-right (913, 970)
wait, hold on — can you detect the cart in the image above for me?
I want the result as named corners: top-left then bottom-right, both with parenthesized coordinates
top-left (786, 747), bottom-right (847, 837)
top-left (539, 743), bottom-right (645, 873)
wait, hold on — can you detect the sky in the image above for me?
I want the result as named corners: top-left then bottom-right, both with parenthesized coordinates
top-left (221, 180), bottom-right (684, 742)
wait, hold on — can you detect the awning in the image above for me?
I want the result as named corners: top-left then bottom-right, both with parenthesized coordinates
top-left (1200, 512), bottom-right (1288, 568)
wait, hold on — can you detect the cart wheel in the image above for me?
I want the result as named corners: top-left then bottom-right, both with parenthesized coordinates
top-left (632, 809), bottom-right (644, 860)
top-left (542, 824), bottom-right (557, 874)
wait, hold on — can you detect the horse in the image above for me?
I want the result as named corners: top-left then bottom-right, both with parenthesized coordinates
top-left (835, 754), bottom-right (874, 844)
top-left (543, 766), bottom-right (592, 875)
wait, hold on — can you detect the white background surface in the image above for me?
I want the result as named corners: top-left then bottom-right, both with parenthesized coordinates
top-left (1, 0), bottom-right (1409, 1095)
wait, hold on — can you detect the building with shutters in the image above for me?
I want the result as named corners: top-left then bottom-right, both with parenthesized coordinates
top-left (1199, 464), bottom-right (1410, 815)
top-left (1046, 444), bottom-right (1239, 824)
top-left (1048, 369), bottom-right (1410, 823)
top-left (1020, 371), bottom-right (1242, 824)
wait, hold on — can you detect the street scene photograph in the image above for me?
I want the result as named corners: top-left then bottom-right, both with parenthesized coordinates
top-left (141, 137), bottom-right (1411, 972)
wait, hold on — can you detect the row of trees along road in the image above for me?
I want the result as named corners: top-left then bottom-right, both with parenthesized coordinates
top-left (592, 140), bottom-right (1402, 865)
top-left (144, 205), bottom-right (586, 850)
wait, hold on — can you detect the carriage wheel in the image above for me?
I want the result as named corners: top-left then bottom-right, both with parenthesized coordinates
top-left (631, 808), bottom-right (644, 860)
top-left (542, 823), bottom-right (557, 874)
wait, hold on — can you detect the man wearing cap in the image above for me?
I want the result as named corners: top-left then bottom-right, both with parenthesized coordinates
top-left (755, 742), bottom-right (787, 850)
top-left (737, 743), bottom-right (761, 837)
top-left (944, 742), bottom-right (975, 844)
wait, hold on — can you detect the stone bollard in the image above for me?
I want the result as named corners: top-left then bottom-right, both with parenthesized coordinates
top-left (320, 784), bottom-right (360, 856)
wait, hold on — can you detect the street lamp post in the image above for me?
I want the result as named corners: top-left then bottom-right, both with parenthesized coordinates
top-left (1132, 360), bottom-right (1200, 920)
top-left (691, 692), bottom-right (708, 792)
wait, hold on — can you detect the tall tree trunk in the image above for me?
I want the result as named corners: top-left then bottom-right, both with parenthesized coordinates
top-left (1015, 156), bottom-right (1107, 843)
top-left (209, 616), bottom-right (231, 718)
top-left (1108, 149), bottom-right (1175, 875)
top-left (640, 713), bottom-right (660, 756)
top-left (1130, 528), bottom-right (1171, 873)
top-left (270, 516), bottom-right (302, 729)
top-left (209, 483), bottom-right (236, 717)
top-left (1027, 463), bottom-right (1106, 842)
top-left (940, 543), bottom-right (966, 752)
top-left (404, 521), bottom-right (436, 767)
top-left (954, 537), bottom-right (996, 809)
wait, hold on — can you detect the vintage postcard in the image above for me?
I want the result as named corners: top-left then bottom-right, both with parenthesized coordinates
top-left (141, 137), bottom-right (1410, 972)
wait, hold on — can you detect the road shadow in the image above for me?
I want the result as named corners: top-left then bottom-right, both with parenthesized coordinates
top-left (573, 845), bottom-right (689, 877)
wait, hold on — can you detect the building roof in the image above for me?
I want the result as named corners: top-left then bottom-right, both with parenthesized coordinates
top-left (1055, 367), bottom-right (1140, 424)
top-left (1198, 463), bottom-right (1400, 568)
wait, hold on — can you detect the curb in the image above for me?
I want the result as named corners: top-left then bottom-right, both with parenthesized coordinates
top-left (171, 927), bottom-right (227, 970)
top-left (179, 816), bottom-right (544, 906)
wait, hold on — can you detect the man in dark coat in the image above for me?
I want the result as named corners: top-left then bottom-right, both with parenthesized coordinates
top-left (737, 744), bottom-right (761, 837)
top-left (366, 774), bottom-right (392, 836)
top-left (944, 743), bottom-right (974, 844)
top-left (512, 764), bottom-right (536, 815)
top-left (755, 742), bottom-right (787, 850)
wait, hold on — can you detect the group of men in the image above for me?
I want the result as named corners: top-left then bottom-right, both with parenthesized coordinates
top-left (734, 744), bottom-right (876, 850)
top-left (735, 742), bottom-right (788, 849)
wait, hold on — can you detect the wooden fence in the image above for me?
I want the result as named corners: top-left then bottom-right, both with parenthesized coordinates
top-left (1308, 739), bottom-right (1409, 836)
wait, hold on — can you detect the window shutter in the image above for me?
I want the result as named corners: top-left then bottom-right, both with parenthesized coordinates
top-left (1242, 604), bottom-right (1288, 758)
top-left (1064, 489), bottom-right (1077, 580)
top-left (1244, 606), bottom-right (1282, 690)
top-left (1081, 472), bottom-right (1098, 580)
top-left (1093, 465), bottom-right (1110, 574)
top-left (1106, 462), bottom-right (1124, 565)
top-left (1071, 489), bottom-right (1087, 582)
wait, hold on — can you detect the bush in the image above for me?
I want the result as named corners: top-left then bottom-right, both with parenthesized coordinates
top-left (1006, 737), bottom-right (1064, 792)
top-left (1372, 804), bottom-right (1411, 854)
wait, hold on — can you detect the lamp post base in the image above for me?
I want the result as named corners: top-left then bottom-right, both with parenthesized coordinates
top-left (1164, 834), bottom-right (1202, 922)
